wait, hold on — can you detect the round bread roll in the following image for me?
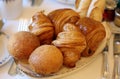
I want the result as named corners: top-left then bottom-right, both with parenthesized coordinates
top-left (8, 31), bottom-right (40, 63)
top-left (29, 45), bottom-right (63, 75)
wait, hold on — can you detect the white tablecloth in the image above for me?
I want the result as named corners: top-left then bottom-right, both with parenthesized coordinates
top-left (0, 0), bottom-right (115, 79)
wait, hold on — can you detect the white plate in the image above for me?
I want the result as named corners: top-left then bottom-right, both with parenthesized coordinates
top-left (0, 34), bottom-right (12, 67)
top-left (56, 0), bottom-right (75, 5)
top-left (109, 22), bottom-right (120, 34)
top-left (17, 37), bottom-right (106, 79)
top-left (17, 22), bottom-right (110, 79)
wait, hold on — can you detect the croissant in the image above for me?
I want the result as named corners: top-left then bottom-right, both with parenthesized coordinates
top-left (29, 11), bottom-right (54, 44)
top-left (76, 17), bottom-right (106, 56)
top-left (52, 23), bottom-right (86, 67)
top-left (48, 8), bottom-right (80, 37)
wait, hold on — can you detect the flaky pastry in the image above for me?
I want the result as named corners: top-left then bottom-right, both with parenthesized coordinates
top-left (48, 8), bottom-right (80, 37)
top-left (52, 23), bottom-right (86, 67)
top-left (76, 17), bottom-right (106, 56)
top-left (29, 11), bottom-right (54, 44)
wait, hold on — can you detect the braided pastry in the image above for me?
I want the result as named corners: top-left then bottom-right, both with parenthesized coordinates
top-left (52, 23), bottom-right (86, 67)
top-left (48, 8), bottom-right (80, 37)
top-left (29, 11), bottom-right (54, 44)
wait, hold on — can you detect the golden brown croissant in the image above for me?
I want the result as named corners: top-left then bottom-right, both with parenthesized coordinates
top-left (29, 11), bottom-right (54, 44)
top-left (76, 17), bottom-right (106, 56)
top-left (52, 23), bottom-right (86, 68)
top-left (48, 8), bottom-right (80, 37)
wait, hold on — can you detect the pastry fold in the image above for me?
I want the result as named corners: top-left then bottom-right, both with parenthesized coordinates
top-left (76, 17), bottom-right (106, 56)
top-left (48, 8), bottom-right (80, 37)
top-left (52, 23), bottom-right (86, 67)
top-left (29, 11), bottom-right (54, 44)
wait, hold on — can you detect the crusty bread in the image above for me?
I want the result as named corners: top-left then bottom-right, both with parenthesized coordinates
top-left (8, 31), bottom-right (40, 63)
top-left (29, 45), bottom-right (63, 75)
top-left (87, 0), bottom-right (106, 22)
top-left (75, 0), bottom-right (92, 18)
top-left (75, 0), bottom-right (105, 22)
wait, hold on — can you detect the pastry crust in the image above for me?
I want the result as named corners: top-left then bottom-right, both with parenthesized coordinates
top-left (87, 0), bottom-right (106, 22)
top-left (48, 8), bottom-right (80, 37)
top-left (75, 0), bottom-right (92, 18)
top-left (52, 23), bottom-right (86, 67)
top-left (75, 0), bottom-right (81, 9)
top-left (76, 17), bottom-right (106, 56)
top-left (29, 45), bottom-right (63, 75)
top-left (75, 0), bottom-right (105, 22)
top-left (29, 11), bottom-right (54, 45)
top-left (89, 7), bottom-right (103, 22)
top-left (7, 31), bottom-right (40, 63)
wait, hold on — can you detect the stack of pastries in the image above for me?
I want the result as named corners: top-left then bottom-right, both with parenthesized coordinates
top-left (7, 8), bottom-right (106, 75)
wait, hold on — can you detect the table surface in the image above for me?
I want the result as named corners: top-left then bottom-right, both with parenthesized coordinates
top-left (0, 0), bottom-right (115, 79)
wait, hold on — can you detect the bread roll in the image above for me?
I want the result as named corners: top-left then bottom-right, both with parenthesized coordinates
top-left (29, 45), bottom-right (63, 75)
top-left (87, 0), bottom-right (106, 22)
top-left (8, 31), bottom-right (40, 63)
top-left (75, 0), bottom-right (92, 18)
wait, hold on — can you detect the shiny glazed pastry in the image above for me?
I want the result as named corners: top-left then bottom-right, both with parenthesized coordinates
top-left (29, 45), bottom-right (63, 75)
top-left (52, 23), bottom-right (86, 67)
top-left (48, 8), bottom-right (80, 37)
top-left (7, 31), bottom-right (40, 63)
top-left (76, 17), bottom-right (106, 56)
top-left (29, 11), bottom-right (54, 45)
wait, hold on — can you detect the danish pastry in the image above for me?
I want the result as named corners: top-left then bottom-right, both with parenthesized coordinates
top-left (76, 17), bottom-right (106, 56)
